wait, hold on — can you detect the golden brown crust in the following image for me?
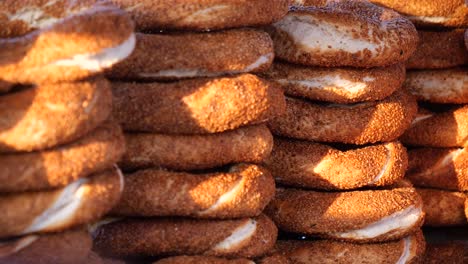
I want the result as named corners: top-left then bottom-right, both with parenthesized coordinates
top-left (0, 78), bottom-right (112, 153)
top-left (107, 30), bottom-right (274, 81)
top-left (424, 242), bottom-right (466, 264)
top-left (0, 121), bottom-right (125, 192)
top-left (369, 0), bottom-right (468, 28)
top-left (417, 188), bottom-right (467, 227)
top-left (154, 256), bottom-right (254, 264)
top-left (112, 164), bottom-right (275, 219)
top-left (268, 89), bottom-right (418, 144)
top-left (263, 62), bottom-right (405, 103)
top-left (466, 198), bottom-right (468, 221)
top-left (112, 74), bottom-right (286, 134)
top-left (407, 30), bottom-right (468, 69)
top-left (93, 214), bottom-right (277, 259)
top-left (407, 147), bottom-right (468, 191)
top-left (0, 1), bottom-right (135, 84)
top-left (262, 231), bottom-right (426, 264)
top-left (0, 229), bottom-right (91, 264)
top-left (405, 68), bottom-right (468, 104)
top-left (120, 125), bottom-right (272, 171)
top-left (270, 0), bottom-right (418, 68)
top-left (401, 105), bottom-right (468, 148)
top-left (0, 168), bottom-right (123, 238)
top-left (265, 187), bottom-right (424, 243)
top-left (111, 0), bottom-right (289, 31)
top-left (265, 139), bottom-right (407, 190)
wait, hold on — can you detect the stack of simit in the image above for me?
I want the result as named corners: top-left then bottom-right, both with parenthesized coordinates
top-left (0, 0), bottom-right (135, 263)
top-left (92, 1), bottom-right (289, 262)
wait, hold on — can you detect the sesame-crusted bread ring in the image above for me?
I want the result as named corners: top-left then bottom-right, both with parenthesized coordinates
top-left (261, 231), bottom-right (426, 264)
top-left (369, 0), bottom-right (468, 28)
top-left (0, 121), bottom-right (125, 193)
top-left (111, 164), bottom-right (275, 219)
top-left (0, 229), bottom-right (91, 264)
top-left (269, 0), bottom-right (418, 68)
top-left (417, 188), bottom-right (467, 227)
top-left (407, 147), bottom-right (468, 191)
top-left (110, 0), bottom-right (289, 31)
top-left (0, 167), bottom-right (123, 238)
top-left (92, 214), bottom-right (277, 259)
top-left (401, 105), bottom-right (468, 148)
top-left (112, 74), bottom-right (286, 134)
top-left (155, 256), bottom-right (254, 264)
top-left (0, 0), bottom-right (135, 84)
top-left (107, 30), bottom-right (274, 81)
top-left (406, 30), bottom-right (468, 69)
top-left (0, 78), bottom-right (112, 153)
top-left (405, 68), bottom-right (468, 104)
top-left (263, 62), bottom-right (405, 104)
top-left (120, 125), bottom-right (272, 171)
top-left (265, 187), bottom-right (424, 243)
top-left (268, 89), bottom-right (418, 145)
top-left (265, 139), bottom-right (407, 190)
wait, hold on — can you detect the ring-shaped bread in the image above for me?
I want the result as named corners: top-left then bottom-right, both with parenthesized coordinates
top-left (0, 229), bottom-right (91, 264)
top-left (405, 68), bottom-right (468, 104)
top-left (268, 89), bottom-right (417, 145)
top-left (120, 125), bottom-right (273, 171)
top-left (265, 139), bottom-right (407, 190)
top-left (0, 121), bottom-right (125, 192)
top-left (264, 62), bottom-right (405, 104)
top-left (0, 0), bottom-right (135, 84)
top-left (112, 164), bottom-right (275, 219)
top-left (265, 187), bottom-right (424, 243)
top-left (401, 105), bottom-right (468, 148)
top-left (406, 30), bottom-right (468, 69)
top-left (112, 74), bottom-right (285, 134)
top-left (107, 30), bottom-right (274, 81)
top-left (110, 0), bottom-right (289, 31)
top-left (261, 231), bottom-right (425, 264)
top-left (93, 214), bottom-right (277, 259)
top-left (0, 167), bottom-right (123, 238)
top-left (0, 78), bottom-right (112, 153)
top-left (269, 0), bottom-right (418, 68)
top-left (407, 147), bottom-right (468, 191)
